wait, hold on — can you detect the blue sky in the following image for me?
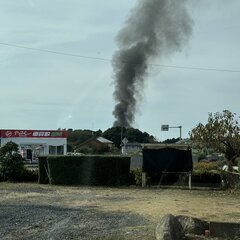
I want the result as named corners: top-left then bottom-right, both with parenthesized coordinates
top-left (0, 0), bottom-right (240, 141)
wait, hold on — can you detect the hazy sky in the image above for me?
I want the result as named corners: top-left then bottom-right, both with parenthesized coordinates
top-left (0, 0), bottom-right (240, 141)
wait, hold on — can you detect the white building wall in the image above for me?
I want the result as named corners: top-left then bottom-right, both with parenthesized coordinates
top-left (0, 137), bottom-right (67, 155)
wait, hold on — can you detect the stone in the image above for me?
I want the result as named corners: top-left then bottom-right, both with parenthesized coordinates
top-left (176, 215), bottom-right (209, 235)
top-left (155, 214), bottom-right (185, 240)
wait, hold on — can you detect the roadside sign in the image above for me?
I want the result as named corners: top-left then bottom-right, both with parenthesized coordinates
top-left (122, 137), bottom-right (128, 145)
top-left (161, 125), bottom-right (169, 131)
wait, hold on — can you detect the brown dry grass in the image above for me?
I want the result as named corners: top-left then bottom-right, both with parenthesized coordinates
top-left (1, 182), bottom-right (239, 223)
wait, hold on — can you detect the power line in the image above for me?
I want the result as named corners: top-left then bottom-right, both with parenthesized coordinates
top-left (0, 42), bottom-right (239, 73)
top-left (0, 42), bottom-right (110, 62)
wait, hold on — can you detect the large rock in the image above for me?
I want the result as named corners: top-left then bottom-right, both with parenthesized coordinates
top-left (155, 214), bottom-right (185, 240)
top-left (176, 215), bottom-right (209, 235)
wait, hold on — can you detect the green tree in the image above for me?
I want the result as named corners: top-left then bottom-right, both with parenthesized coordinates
top-left (190, 110), bottom-right (240, 167)
top-left (102, 126), bottom-right (123, 148)
top-left (0, 141), bottom-right (24, 181)
top-left (102, 127), bottom-right (156, 148)
top-left (67, 129), bottom-right (102, 150)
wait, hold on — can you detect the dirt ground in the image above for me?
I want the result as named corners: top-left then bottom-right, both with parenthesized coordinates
top-left (0, 183), bottom-right (240, 240)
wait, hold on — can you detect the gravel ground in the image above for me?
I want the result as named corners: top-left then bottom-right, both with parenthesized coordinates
top-left (0, 183), bottom-right (239, 240)
top-left (0, 183), bottom-right (152, 240)
top-left (0, 204), bottom-right (150, 239)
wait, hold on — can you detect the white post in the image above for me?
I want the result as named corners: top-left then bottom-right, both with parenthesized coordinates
top-left (188, 172), bottom-right (192, 190)
top-left (142, 172), bottom-right (146, 187)
top-left (45, 145), bottom-right (49, 155)
top-left (63, 144), bottom-right (67, 155)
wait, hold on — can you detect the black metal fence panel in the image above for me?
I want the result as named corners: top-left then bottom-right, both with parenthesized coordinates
top-left (142, 148), bottom-right (193, 173)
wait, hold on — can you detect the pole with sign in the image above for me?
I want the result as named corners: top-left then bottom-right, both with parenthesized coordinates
top-left (161, 125), bottom-right (182, 140)
top-left (122, 137), bottom-right (128, 155)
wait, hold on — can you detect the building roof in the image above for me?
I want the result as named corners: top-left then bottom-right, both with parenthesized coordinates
top-left (96, 137), bottom-right (113, 144)
top-left (175, 138), bottom-right (191, 144)
top-left (142, 143), bottom-right (191, 151)
top-left (125, 142), bottom-right (142, 147)
top-left (79, 137), bottom-right (113, 147)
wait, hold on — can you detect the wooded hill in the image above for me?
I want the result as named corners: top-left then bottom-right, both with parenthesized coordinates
top-left (67, 127), bottom-right (157, 151)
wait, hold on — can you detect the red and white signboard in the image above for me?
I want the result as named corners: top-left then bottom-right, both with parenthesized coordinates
top-left (0, 130), bottom-right (67, 138)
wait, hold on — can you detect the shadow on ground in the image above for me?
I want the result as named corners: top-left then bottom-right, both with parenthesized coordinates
top-left (0, 203), bottom-right (152, 240)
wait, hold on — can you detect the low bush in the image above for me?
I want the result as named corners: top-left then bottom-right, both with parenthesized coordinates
top-left (193, 161), bottom-right (221, 176)
top-left (130, 168), bottom-right (142, 186)
top-left (46, 155), bottom-right (130, 186)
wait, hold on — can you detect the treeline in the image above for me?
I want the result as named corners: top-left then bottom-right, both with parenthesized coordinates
top-left (67, 127), bottom-right (157, 151)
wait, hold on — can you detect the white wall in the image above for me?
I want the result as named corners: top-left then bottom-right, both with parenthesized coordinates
top-left (0, 137), bottom-right (67, 155)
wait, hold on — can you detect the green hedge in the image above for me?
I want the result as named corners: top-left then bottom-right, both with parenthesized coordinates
top-left (46, 155), bottom-right (130, 186)
top-left (38, 156), bottom-right (49, 184)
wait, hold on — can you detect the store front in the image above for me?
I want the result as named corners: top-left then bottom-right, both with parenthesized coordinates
top-left (0, 129), bottom-right (67, 162)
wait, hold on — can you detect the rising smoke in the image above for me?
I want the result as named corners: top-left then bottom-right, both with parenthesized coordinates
top-left (112, 0), bottom-right (193, 127)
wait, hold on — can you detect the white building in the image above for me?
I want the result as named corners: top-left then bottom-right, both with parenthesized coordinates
top-left (0, 129), bottom-right (67, 162)
top-left (122, 141), bottom-right (142, 155)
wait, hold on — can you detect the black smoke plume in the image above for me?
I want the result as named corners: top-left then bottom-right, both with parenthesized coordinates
top-left (112, 0), bottom-right (193, 127)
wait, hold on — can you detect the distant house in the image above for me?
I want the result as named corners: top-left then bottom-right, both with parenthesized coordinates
top-left (122, 142), bottom-right (142, 155)
top-left (78, 137), bottom-right (114, 153)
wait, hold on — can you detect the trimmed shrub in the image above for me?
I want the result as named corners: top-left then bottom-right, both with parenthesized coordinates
top-left (46, 155), bottom-right (130, 186)
top-left (38, 156), bottom-right (49, 184)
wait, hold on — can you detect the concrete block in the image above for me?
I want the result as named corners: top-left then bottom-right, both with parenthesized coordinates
top-left (210, 221), bottom-right (240, 239)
